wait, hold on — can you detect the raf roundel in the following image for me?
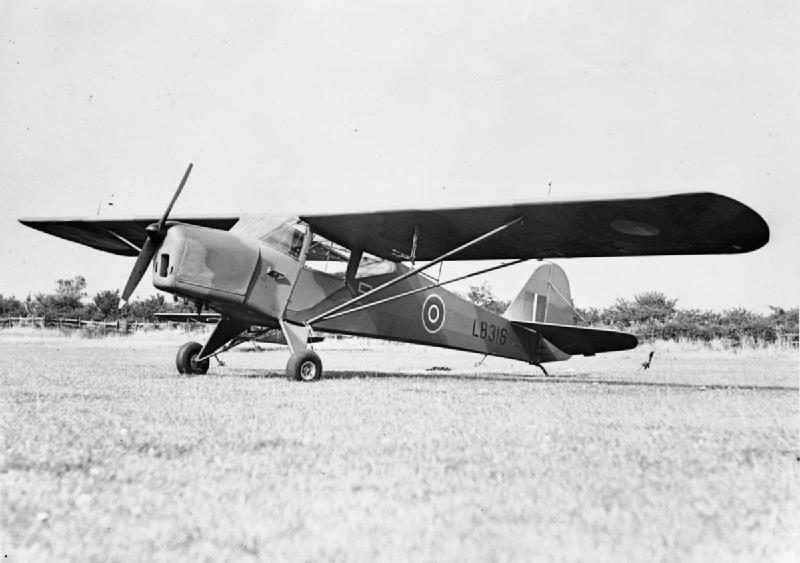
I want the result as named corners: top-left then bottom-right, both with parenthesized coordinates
top-left (422, 294), bottom-right (446, 333)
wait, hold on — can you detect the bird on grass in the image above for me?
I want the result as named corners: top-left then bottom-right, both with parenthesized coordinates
top-left (641, 351), bottom-right (655, 370)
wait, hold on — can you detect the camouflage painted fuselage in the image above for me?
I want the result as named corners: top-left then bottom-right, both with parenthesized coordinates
top-left (284, 266), bottom-right (566, 364)
top-left (151, 222), bottom-right (566, 364)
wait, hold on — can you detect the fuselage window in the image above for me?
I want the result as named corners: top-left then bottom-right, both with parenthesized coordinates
top-left (303, 233), bottom-right (397, 278)
top-left (232, 216), bottom-right (306, 260)
top-left (259, 223), bottom-right (305, 258)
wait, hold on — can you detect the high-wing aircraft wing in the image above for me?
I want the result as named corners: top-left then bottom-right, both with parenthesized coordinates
top-left (301, 192), bottom-right (768, 261)
top-left (20, 192), bottom-right (768, 262)
top-left (18, 216), bottom-right (239, 257)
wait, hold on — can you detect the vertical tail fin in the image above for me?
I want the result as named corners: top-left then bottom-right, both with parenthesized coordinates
top-left (503, 263), bottom-right (575, 325)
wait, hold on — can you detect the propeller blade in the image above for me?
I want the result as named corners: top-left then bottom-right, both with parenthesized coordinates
top-left (156, 162), bottom-right (193, 232)
top-left (120, 235), bottom-right (159, 303)
top-left (120, 163), bottom-right (193, 307)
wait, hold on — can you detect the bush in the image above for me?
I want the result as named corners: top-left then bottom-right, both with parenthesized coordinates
top-left (8, 276), bottom-right (196, 324)
top-left (0, 294), bottom-right (25, 317)
top-left (564, 291), bottom-right (793, 347)
top-left (466, 282), bottom-right (510, 315)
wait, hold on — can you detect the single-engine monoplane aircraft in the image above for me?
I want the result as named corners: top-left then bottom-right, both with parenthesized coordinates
top-left (19, 164), bottom-right (769, 381)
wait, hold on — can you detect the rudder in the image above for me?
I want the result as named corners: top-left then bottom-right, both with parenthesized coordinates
top-left (503, 263), bottom-right (574, 325)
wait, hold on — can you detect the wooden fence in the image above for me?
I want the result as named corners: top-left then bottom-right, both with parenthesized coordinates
top-left (0, 316), bottom-right (188, 333)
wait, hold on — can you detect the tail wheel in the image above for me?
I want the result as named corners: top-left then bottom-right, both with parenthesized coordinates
top-left (176, 341), bottom-right (210, 375)
top-left (286, 350), bottom-right (322, 382)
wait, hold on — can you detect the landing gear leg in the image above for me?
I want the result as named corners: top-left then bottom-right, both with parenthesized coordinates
top-left (279, 320), bottom-right (323, 382)
top-left (286, 350), bottom-right (323, 382)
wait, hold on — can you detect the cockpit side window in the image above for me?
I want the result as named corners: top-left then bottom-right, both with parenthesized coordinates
top-left (232, 216), bottom-right (306, 259)
top-left (303, 233), bottom-right (397, 278)
top-left (260, 225), bottom-right (304, 258)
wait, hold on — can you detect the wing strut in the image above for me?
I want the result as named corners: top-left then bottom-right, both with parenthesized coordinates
top-left (306, 215), bottom-right (524, 325)
top-left (316, 258), bottom-right (529, 323)
top-left (103, 229), bottom-right (142, 253)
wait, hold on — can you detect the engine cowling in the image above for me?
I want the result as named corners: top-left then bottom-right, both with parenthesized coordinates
top-left (152, 224), bottom-right (260, 306)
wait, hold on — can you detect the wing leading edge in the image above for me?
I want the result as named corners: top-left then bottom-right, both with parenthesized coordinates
top-left (301, 192), bottom-right (768, 261)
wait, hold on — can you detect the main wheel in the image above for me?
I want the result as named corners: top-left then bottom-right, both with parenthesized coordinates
top-left (286, 350), bottom-right (322, 382)
top-left (176, 341), bottom-right (210, 375)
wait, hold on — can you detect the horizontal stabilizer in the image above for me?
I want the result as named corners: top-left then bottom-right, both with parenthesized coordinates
top-left (512, 320), bottom-right (637, 356)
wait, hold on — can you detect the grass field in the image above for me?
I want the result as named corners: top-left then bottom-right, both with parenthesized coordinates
top-left (2, 330), bottom-right (798, 562)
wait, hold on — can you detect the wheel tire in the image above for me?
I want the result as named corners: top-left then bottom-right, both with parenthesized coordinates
top-left (176, 341), bottom-right (209, 375)
top-left (286, 350), bottom-right (322, 382)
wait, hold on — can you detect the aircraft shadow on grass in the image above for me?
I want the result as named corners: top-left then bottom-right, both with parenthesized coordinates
top-left (215, 368), bottom-right (794, 392)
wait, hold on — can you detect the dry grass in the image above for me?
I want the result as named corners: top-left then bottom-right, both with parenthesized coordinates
top-left (1, 332), bottom-right (798, 562)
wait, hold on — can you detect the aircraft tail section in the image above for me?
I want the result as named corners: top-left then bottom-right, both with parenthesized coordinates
top-left (505, 262), bottom-right (638, 357)
top-left (504, 262), bottom-right (575, 325)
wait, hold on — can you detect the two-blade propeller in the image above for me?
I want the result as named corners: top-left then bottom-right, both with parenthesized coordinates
top-left (120, 163), bottom-right (193, 305)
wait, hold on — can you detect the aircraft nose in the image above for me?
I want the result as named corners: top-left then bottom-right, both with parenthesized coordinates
top-left (152, 226), bottom-right (185, 284)
top-left (152, 224), bottom-right (261, 304)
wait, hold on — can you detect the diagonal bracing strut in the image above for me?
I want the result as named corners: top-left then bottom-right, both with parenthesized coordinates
top-left (318, 258), bottom-right (529, 322)
top-left (306, 215), bottom-right (524, 325)
top-left (104, 229), bottom-right (142, 253)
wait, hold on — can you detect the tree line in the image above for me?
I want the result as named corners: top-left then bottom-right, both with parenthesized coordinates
top-left (0, 276), bottom-right (192, 322)
top-left (574, 291), bottom-right (797, 345)
top-left (461, 283), bottom-right (797, 345)
top-left (1, 277), bottom-right (797, 344)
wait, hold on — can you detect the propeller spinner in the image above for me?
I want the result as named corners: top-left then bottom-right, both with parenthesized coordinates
top-left (120, 163), bottom-right (193, 304)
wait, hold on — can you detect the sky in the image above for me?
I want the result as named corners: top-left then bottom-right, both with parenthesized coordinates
top-left (1, 1), bottom-right (798, 312)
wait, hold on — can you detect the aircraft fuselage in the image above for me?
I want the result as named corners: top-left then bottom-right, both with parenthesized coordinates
top-left (150, 221), bottom-right (564, 365)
